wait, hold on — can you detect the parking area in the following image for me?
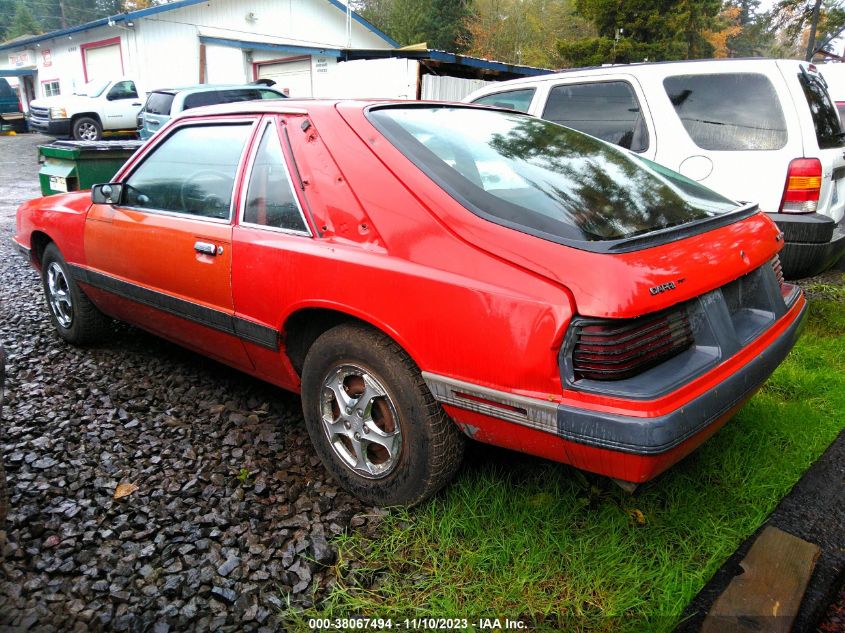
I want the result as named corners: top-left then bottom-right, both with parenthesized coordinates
top-left (0, 133), bottom-right (376, 632)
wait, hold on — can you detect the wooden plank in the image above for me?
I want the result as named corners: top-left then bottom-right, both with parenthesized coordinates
top-left (701, 526), bottom-right (820, 633)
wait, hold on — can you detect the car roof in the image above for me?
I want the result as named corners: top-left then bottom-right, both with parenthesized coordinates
top-left (473, 57), bottom-right (805, 89)
top-left (151, 84), bottom-right (285, 95)
top-left (172, 99), bottom-right (486, 120)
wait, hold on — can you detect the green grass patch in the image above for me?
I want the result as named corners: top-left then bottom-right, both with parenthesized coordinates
top-left (293, 287), bottom-right (845, 632)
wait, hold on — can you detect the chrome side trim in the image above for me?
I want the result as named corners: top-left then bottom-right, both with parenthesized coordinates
top-left (421, 371), bottom-right (558, 435)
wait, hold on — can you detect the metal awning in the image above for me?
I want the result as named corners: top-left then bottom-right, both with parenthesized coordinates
top-left (0, 68), bottom-right (36, 76)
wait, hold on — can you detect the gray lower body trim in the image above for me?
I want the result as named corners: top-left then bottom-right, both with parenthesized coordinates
top-left (67, 264), bottom-right (280, 351)
top-left (15, 242), bottom-right (31, 260)
top-left (425, 300), bottom-right (807, 456)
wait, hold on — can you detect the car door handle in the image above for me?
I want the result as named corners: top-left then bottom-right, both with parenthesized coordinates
top-left (194, 241), bottom-right (219, 255)
top-left (132, 102), bottom-right (142, 106)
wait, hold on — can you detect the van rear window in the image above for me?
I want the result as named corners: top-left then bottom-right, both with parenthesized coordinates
top-left (144, 92), bottom-right (175, 115)
top-left (663, 73), bottom-right (787, 151)
top-left (798, 70), bottom-right (845, 149)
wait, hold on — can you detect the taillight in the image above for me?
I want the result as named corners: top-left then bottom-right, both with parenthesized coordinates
top-left (779, 158), bottom-right (822, 213)
top-left (572, 306), bottom-right (694, 381)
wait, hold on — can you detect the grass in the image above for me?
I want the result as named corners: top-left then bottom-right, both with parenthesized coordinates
top-left (291, 273), bottom-right (845, 633)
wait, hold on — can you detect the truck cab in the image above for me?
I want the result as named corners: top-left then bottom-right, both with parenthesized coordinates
top-left (28, 78), bottom-right (144, 141)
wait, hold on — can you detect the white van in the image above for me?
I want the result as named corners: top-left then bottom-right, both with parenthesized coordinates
top-left (464, 59), bottom-right (845, 279)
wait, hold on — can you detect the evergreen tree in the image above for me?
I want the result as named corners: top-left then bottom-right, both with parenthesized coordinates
top-left (7, 1), bottom-right (41, 39)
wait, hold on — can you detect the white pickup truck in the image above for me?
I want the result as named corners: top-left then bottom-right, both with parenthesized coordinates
top-left (28, 78), bottom-right (144, 141)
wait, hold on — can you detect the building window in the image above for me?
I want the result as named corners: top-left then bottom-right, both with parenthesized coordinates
top-left (42, 81), bottom-right (60, 97)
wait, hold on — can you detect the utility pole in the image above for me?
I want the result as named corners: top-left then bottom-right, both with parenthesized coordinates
top-left (805, 0), bottom-right (823, 61)
top-left (59, 0), bottom-right (68, 29)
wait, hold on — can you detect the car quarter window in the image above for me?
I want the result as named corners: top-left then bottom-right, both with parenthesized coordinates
top-left (123, 123), bottom-right (253, 220)
top-left (242, 123), bottom-right (309, 233)
top-left (108, 80), bottom-right (138, 100)
top-left (542, 81), bottom-right (649, 152)
top-left (472, 88), bottom-right (535, 113)
top-left (663, 73), bottom-right (788, 151)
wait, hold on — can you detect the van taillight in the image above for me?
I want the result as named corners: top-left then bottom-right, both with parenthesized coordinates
top-left (779, 158), bottom-right (822, 213)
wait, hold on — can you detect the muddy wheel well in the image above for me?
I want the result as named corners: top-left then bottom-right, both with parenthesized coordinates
top-left (29, 231), bottom-right (53, 266)
top-left (284, 309), bottom-right (386, 377)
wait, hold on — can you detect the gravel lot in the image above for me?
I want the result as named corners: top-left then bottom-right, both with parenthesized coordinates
top-left (0, 133), bottom-right (377, 632)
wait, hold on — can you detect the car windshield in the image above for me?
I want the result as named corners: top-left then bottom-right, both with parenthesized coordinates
top-left (73, 79), bottom-right (110, 97)
top-left (369, 106), bottom-right (741, 245)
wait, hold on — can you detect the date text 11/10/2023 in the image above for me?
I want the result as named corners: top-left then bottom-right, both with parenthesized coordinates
top-left (308, 618), bottom-right (527, 630)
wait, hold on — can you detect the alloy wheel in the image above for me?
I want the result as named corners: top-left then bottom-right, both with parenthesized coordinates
top-left (46, 262), bottom-right (73, 328)
top-left (320, 364), bottom-right (402, 479)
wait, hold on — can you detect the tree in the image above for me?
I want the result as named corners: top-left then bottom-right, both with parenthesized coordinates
top-left (351, 0), bottom-right (469, 49)
top-left (7, 1), bottom-right (41, 39)
top-left (704, 5), bottom-right (743, 57)
top-left (558, 0), bottom-right (723, 67)
top-left (386, 0), bottom-right (429, 45)
top-left (463, 0), bottom-right (593, 67)
top-left (770, 0), bottom-right (845, 59)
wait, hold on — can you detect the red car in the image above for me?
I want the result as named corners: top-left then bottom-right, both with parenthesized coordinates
top-left (14, 101), bottom-right (806, 506)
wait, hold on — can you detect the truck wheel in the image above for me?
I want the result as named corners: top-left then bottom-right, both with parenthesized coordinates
top-left (72, 116), bottom-right (102, 141)
top-left (301, 323), bottom-right (464, 507)
top-left (41, 243), bottom-right (111, 345)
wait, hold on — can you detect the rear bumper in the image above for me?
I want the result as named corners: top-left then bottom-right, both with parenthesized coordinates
top-left (29, 117), bottom-right (70, 137)
top-left (425, 292), bottom-right (807, 483)
top-left (770, 213), bottom-right (845, 279)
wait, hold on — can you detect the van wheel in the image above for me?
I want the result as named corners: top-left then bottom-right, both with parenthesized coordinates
top-left (72, 117), bottom-right (102, 141)
top-left (301, 324), bottom-right (464, 507)
top-left (41, 243), bottom-right (110, 344)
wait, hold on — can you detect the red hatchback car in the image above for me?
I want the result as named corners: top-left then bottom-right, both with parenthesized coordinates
top-left (14, 101), bottom-right (806, 506)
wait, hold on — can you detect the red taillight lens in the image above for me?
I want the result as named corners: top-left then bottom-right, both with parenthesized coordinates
top-left (572, 307), bottom-right (694, 381)
top-left (780, 158), bottom-right (822, 213)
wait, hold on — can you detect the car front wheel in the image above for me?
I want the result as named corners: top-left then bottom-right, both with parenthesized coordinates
top-left (72, 116), bottom-right (102, 141)
top-left (301, 323), bottom-right (464, 506)
top-left (41, 243), bottom-right (110, 344)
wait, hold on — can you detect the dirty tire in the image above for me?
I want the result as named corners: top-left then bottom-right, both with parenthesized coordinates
top-left (71, 116), bottom-right (102, 141)
top-left (301, 323), bottom-right (464, 507)
top-left (41, 243), bottom-right (111, 345)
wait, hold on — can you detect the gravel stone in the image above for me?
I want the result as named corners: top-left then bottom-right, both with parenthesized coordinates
top-left (0, 134), bottom-right (370, 633)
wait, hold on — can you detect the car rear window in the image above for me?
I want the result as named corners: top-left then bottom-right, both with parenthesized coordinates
top-left (369, 106), bottom-right (740, 247)
top-left (472, 88), bottom-right (535, 113)
top-left (663, 73), bottom-right (787, 151)
top-left (798, 70), bottom-right (845, 149)
top-left (145, 92), bottom-right (175, 115)
top-left (542, 81), bottom-right (649, 152)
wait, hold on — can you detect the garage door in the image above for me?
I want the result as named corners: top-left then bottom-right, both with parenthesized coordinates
top-left (85, 43), bottom-right (122, 81)
top-left (257, 58), bottom-right (312, 97)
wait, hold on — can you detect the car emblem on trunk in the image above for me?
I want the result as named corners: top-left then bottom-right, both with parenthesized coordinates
top-left (649, 281), bottom-right (677, 295)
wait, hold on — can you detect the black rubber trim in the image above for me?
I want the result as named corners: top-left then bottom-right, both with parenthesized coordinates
top-left (778, 217), bottom-right (845, 279)
top-left (67, 264), bottom-right (280, 351)
top-left (555, 300), bottom-right (807, 455)
top-left (15, 242), bottom-right (31, 260)
top-left (769, 212), bottom-right (835, 245)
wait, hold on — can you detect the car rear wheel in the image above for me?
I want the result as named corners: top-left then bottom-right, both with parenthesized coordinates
top-left (301, 323), bottom-right (464, 506)
top-left (72, 116), bottom-right (102, 141)
top-left (41, 243), bottom-right (110, 345)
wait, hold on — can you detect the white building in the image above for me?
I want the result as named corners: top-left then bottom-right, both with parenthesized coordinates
top-left (0, 0), bottom-right (397, 109)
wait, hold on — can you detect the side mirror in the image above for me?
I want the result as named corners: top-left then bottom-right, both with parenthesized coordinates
top-left (92, 183), bottom-right (123, 205)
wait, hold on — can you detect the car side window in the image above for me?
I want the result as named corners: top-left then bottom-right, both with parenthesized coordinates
top-left (243, 123), bottom-right (309, 233)
top-left (108, 81), bottom-right (138, 100)
top-left (472, 88), bottom-right (535, 113)
top-left (123, 123), bottom-right (252, 220)
top-left (663, 73), bottom-right (788, 151)
top-left (259, 89), bottom-right (285, 100)
top-left (542, 81), bottom-right (649, 152)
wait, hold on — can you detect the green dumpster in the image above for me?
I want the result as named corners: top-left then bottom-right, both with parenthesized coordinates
top-left (38, 140), bottom-right (143, 196)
